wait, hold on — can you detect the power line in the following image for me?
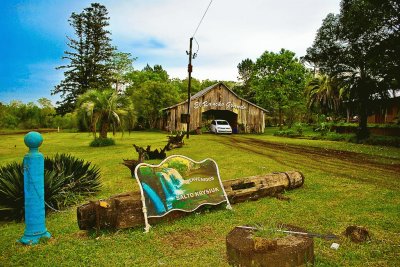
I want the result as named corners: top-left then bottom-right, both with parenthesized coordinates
top-left (193, 37), bottom-right (199, 58)
top-left (192, 0), bottom-right (213, 38)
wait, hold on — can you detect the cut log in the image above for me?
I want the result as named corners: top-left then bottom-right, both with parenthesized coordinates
top-left (77, 171), bottom-right (304, 230)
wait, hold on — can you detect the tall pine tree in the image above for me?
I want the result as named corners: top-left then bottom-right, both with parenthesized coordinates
top-left (53, 3), bottom-right (114, 114)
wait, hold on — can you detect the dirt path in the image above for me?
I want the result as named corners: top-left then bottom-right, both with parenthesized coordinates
top-left (216, 135), bottom-right (400, 189)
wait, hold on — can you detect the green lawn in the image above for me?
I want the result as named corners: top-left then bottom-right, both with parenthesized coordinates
top-left (1, 131), bottom-right (399, 266)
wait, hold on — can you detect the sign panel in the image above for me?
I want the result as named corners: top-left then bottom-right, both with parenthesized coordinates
top-left (134, 155), bottom-right (231, 231)
top-left (193, 101), bottom-right (246, 110)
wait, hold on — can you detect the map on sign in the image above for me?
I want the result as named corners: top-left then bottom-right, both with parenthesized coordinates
top-left (134, 155), bottom-right (231, 232)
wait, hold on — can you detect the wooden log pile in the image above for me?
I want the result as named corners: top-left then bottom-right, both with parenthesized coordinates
top-left (77, 171), bottom-right (304, 230)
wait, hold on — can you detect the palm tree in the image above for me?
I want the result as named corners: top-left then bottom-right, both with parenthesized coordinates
top-left (77, 89), bottom-right (133, 139)
top-left (305, 74), bottom-right (341, 116)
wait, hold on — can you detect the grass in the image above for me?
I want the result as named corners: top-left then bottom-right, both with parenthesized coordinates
top-left (0, 131), bottom-right (399, 266)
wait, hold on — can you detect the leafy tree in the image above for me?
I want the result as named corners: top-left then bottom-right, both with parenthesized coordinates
top-left (77, 89), bottom-right (133, 139)
top-left (37, 98), bottom-right (53, 109)
top-left (109, 51), bottom-right (136, 92)
top-left (126, 64), bottom-right (170, 93)
top-left (53, 113), bottom-right (77, 130)
top-left (131, 80), bottom-right (180, 129)
top-left (235, 58), bottom-right (256, 102)
top-left (252, 49), bottom-right (308, 128)
top-left (340, 0), bottom-right (400, 86)
top-left (0, 102), bottom-right (19, 129)
top-left (53, 3), bottom-right (114, 115)
top-left (172, 77), bottom-right (202, 101)
top-left (10, 102), bottom-right (41, 129)
top-left (305, 0), bottom-right (400, 139)
top-left (37, 98), bottom-right (56, 128)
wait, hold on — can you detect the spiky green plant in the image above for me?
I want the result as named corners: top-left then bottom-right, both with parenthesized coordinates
top-left (0, 154), bottom-right (101, 220)
top-left (0, 162), bottom-right (24, 220)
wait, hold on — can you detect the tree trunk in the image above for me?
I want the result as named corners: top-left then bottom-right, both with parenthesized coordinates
top-left (346, 107), bottom-right (351, 123)
top-left (357, 101), bottom-right (369, 140)
top-left (77, 171), bottom-right (304, 230)
top-left (99, 120), bottom-right (109, 139)
top-left (278, 107), bottom-right (283, 130)
top-left (357, 80), bottom-right (370, 140)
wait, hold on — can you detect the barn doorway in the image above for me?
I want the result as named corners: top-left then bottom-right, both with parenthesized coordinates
top-left (202, 110), bottom-right (238, 133)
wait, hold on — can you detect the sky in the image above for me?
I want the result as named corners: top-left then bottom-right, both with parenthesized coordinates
top-left (0, 0), bottom-right (341, 105)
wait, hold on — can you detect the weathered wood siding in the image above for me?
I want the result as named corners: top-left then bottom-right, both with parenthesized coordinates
top-left (162, 83), bottom-right (266, 133)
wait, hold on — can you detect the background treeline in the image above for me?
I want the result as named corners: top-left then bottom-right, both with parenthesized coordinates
top-left (0, 98), bottom-right (76, 130)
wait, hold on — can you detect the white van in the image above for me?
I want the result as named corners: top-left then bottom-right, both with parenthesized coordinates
top-left (210, 120), bottom-right (232, 134)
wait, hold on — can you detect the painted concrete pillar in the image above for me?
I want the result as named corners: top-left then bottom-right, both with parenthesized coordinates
top-left (19, 132), bottom-right (51, 245)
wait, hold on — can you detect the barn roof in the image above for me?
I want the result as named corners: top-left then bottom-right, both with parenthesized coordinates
top-left (162, 82), bottom-right (268, 112)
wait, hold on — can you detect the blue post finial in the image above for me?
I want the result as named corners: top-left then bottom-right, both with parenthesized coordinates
top-left (24, 131), bottom-right (43, 150)
top-left (19, 131), bottom-right (51, 245)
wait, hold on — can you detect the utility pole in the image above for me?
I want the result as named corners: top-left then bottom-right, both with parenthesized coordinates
top-left (186, 37), bottom-right (193, 139)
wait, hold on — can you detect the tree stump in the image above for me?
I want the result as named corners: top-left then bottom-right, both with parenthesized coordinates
top-left (226, 225), bottom-right (314, 267)
top-left (122, 146), bottom-right (147, 177)
top-left (131, 144), bottom-right (167, 160)
top-left (166, 132), bottom-right (185, 150)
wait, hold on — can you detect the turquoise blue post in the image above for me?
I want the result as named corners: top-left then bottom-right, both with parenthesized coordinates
top-left (19, 132), bottom-right (51, 245)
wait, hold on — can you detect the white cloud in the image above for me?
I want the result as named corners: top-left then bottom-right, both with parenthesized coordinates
top-left (105, 0), bottom-right (341, 80)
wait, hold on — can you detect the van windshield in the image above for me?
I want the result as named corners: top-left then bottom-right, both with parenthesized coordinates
top-left (217, 121), bottom-right (229, 125)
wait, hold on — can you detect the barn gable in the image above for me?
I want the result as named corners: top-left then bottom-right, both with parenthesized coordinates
top-left (161, 82), bottom-right (266, 133)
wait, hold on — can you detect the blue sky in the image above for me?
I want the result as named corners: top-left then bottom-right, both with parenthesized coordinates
top-left (0, 0), bottom-right (340, 105)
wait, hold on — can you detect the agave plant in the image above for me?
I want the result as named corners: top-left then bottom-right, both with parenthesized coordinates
top-left (0, 154), bottom-right (101, 221)
top-left (0, 162), bottom-right (25, 220)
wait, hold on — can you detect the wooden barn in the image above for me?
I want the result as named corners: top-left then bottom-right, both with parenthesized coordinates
top-left (161, 82), bottom-right (267, 133)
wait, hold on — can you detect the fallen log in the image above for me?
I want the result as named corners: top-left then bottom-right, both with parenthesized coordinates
top-left (77, 171), bottom-right (304, 230)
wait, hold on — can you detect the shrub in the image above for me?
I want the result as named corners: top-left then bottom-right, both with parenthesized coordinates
top-left (273, 129), bottom-right (301, 137)
top-left (351, 135), bottom-right (400, 147)
top-left (314, 122), bottom-right (329, 136)
top-left (294, 123), bottom-right (304, 136)
top-left (90, 137), bottom-right (115, 147)
top-left (324, 133), bottom-right (350, 141)
top-left (0, 154), bottom-right (101, 220)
